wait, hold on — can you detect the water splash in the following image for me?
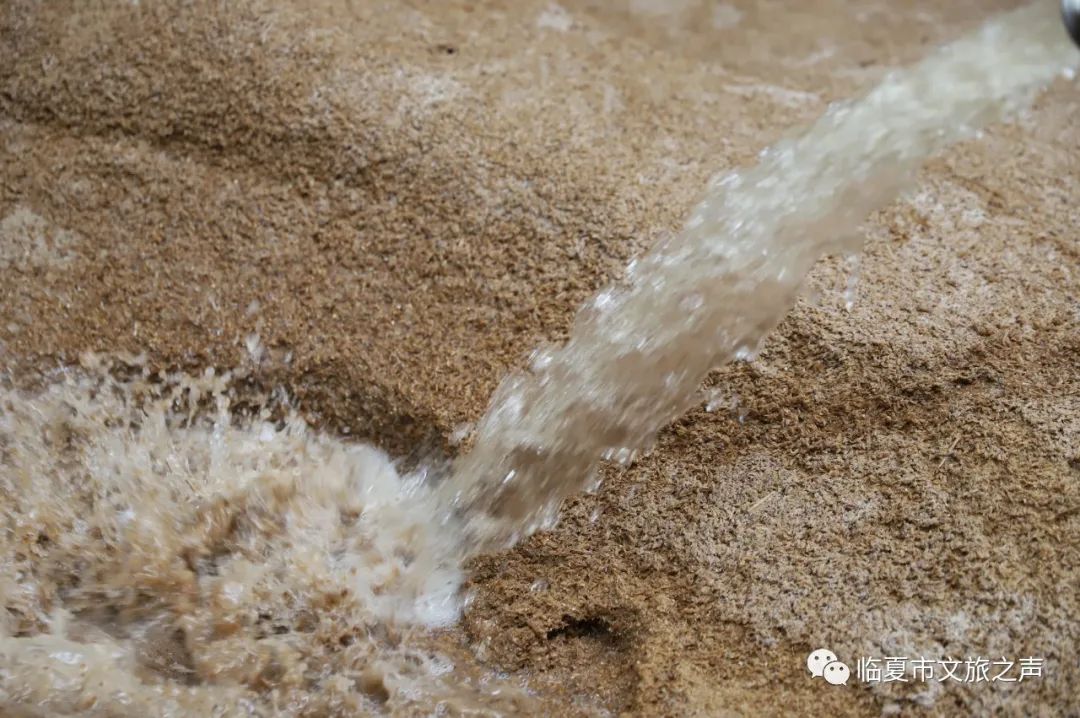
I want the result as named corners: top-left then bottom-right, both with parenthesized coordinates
top-left (445, 2), bottom-right (1078, 547)
top-left (1, 3), bottom-right (1076, 714)
top-left (0, 357), bottom-right (534, 715)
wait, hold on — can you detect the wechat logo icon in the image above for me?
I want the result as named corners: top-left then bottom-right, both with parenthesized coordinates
top-left (808, 648), bottom-right (850, 686)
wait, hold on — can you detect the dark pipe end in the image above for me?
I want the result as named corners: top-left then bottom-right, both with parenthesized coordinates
top-left (1064, 0), bottom-right (1080, 48)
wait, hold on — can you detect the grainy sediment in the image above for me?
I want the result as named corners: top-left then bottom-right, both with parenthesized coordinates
top-left (1, 1), bottom-right (1077, 715)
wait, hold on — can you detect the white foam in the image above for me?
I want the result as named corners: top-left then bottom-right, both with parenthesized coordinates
top-left (0, 357), bottom-right (477, 713)
top-left (537, 3), bottom-right (573, 33)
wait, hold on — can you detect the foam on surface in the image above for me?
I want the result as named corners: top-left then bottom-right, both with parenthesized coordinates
top-left (0, 356), bottom-right (533, 715)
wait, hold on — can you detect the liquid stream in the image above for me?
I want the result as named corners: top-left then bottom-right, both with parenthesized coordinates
top-left (446, 2), bottom-right (1078, 547)
top-left (0, 3), bottom-right (1075, 714)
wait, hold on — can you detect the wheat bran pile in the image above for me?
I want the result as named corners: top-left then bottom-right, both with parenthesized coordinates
top-left (1, 0), bottom-right (1077, 715)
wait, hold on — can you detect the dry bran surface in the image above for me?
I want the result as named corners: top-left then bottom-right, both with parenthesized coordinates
top-left (1, 1), bottom-right (1078, 715)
